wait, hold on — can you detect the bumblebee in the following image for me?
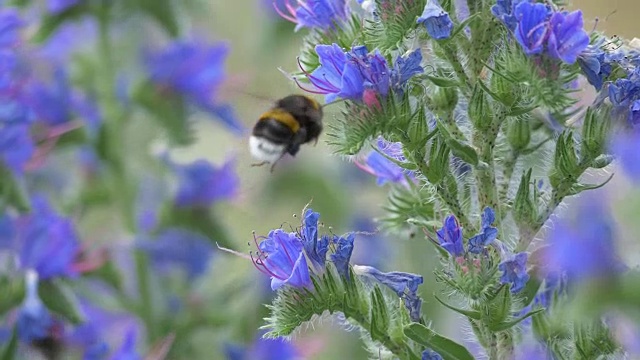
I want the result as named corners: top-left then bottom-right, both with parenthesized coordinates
top-left (249, 95), bottom-right (323, 168)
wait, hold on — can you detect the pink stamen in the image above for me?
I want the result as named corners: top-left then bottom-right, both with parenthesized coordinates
top-left (296, 57), bottom-right (339, 92)
top-left (294, 78), bottom-right (327, 94)
top-left (273, 0), bottom-right (297, 23)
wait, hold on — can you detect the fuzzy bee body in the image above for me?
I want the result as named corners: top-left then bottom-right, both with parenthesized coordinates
top-left (249, 95), bottom-right (323, 166)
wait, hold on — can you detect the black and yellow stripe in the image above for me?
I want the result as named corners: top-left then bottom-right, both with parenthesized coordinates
top-left (259, 108), bottom-right (300, 133)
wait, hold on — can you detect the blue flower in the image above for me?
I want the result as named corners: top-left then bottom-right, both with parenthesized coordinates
top-left (353, 265), bottom-right (423, 321)
top-left (416, 0), bottom-right (453, 40)
top-left (577, 44), bottom-right (612, 91)
top-left (138, 228), bottom-right (214, 280)
top-left (16, 270), bottom-right (54, 342)
top-left (0, 124), bottom-right (34, 174)
top-left (498, 252), bottom-right (529, 293)
top-left (629, 99), bottom-right (640, 128)
top-left (252, 229), bottom-right (312, 290)
top-left (48, 0), bottom-right (80, 14)
top-left (300, 209), bottom-right (329, 270)
top-left (0, 9), bottom-right (24, 49)
top-left (145, 41), bottom-right (244, 134)
top-left (513, 2), bottom-right (550, 56)
top-left (393, 49), bottom-right (423, 88)
top-left (491, 0), bottom-right (524, 31)
top-left (224, 335), bottom-right (300, 360)
top-left (468, 207), bottom-right (498, 254)
top-left (422, 348), bottom-right (444, 360)
top-left (330, 233), bottom-right (355, 279)
top-left (543, 197), bottom-right (620, 282)
top-left (109, 327), bottom-right (141, 360)
top-left (17, 195), bottom-right (80, 279)
top-left (547, 10), bottom-right (589, 64)
top-left (436, 215), bottom-right (464, 257)
top-left (357, 137), bottom-right (414, 186)
top-left (173, 158), bottom-right (239, 208)
top-left (274, 0), bottom-right (349, 32)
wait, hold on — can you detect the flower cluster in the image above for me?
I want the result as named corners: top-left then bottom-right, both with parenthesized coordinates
top-left (300, 44), bottom-right (423, 103)
top-left (273, 0), bottom-right (349, 32)
top-left (356, 136), bottom-right (415, 186)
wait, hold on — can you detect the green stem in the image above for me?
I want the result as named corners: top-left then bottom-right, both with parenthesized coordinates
top-left (348, 313), bottom-right (420, 360)
top-left (474, 108), bottom-right (506, 217)
top-left (440, 43), bottom-right (472, 95)
top-left (135, 251), bottom-right (158, 341)
top-left (499, 149), bottom-right (520, 207)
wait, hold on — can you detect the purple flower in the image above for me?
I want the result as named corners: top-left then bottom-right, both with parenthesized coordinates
top-left (16, 270), bottom-right (54, 342)
top-left (16, 195), bottom-right (80, 279)
top-left (436, 215), bottom-right (464, 257)
top-left (514, 2), bottom-right (550, 56)
top-left (302, 44), bottom-right (422, 102)
top-left (0, 124), bottom-right (34, 174)
top-left (468, 207), bottom-right (498, 254)
top-left (353, 265), bottom-right (423, 321)
top-left (300, 209), bottom-right (329, 271)
top-left (330, 233), bottom-right (355, 279)
top-left (48, 0), bottom-right (80, 14)
top-left (514, 343), bottom-right (553, 360)
top-left (109, 327), bottom-right (141, 360)
top-left (422, 349), bottom-right (444, 360)
top-left (630, 100), bottom-right (640, 128)
top-left (173, 158), bottom-right (239, 208)
top-left (498, 252), bottom-right (529, 293)
top-left (356, 137), bottom-right (414, 186)
top-left (542, 197), bottom-right (620, 282)
top-left (274, 0), bottom-right (349, 31)
top-left (547, 10), bottom-right (590, 64)
top-left (138, 228), bottom-right (214, 280)
top-left (224, 335), bottom-right (300, 360)
top-left (252, 229), bottom-right (311, 290)
top-left (577, 45), bottom-right (612, 91)
top-left (491, 0), bottom-right (524, 31)
top-left (0, 9), bottom-right (24, 49)
top-left (145, 41), bottom-right (244, 134)
top-left (416, 0), bottom-right (453, 40)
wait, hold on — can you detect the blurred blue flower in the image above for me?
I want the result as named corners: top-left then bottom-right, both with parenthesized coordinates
top-left (48, 0), bottom-right (80, 14)
top-left (422, 348), bottom-right (443, 360)
top-left (0, 124), bottom-right (34, 174)
top-left (578, 45), bottom-right (612, 91)
top-left (513, 2), bottom-right (550, 56)
top-left (468, 207), bottom-right (498, 254)
top-left (145, 41), bottom-right (244, 134)
top-left (173, 158), bottom-right (239, 208)
top-left (543, 197), bottom-right (620, 282)
top-left (436, 215), bottom-right (464, 257)
top-left (304, 44), bottom-right (422, 102)
top-left (514, 343), bottom-right (553, 360)
top-left (109, 327), bottom-right (141, 360)
top-left (300, 209), bottom-right (329, 271)
top-left (630, 99), bottom-right (640, 127)
top-left (16, 195), bottom-right (80, 279)
top-left (224, 335), bottom-right (300, 360)
top-left (329, 233), bottom-right (354, 279)
top-left (498, 252), bottom-right (529, 293)
top-left (613, 129), bottom-right (640, 181)
top-left (416, 0), bottom-right (453, 40)
top-left (547, 10), bottom-right (589, 64)
top-left (16, 270), bottom-right (54, 342)
top-left (0, 9), bottom-right (24, 49)
top-left (491, 0), bottom-right (524, 31)
top-left (252, 229), bottom-right (311, 290)
top-left (138, 228), bottom-right (214, 280)
top-left (353, 265), bottom-right (423, 321)
top-left (357, 137), bottom-right (414, 186)
top-left (274, 0), bottom-right (348, 32)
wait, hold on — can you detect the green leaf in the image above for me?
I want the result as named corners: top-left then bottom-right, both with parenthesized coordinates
top-left (519, 272), bottom-right (542, 307)
top-left (488, 308), bottom-right (545, 332)
top-left (134, 0), bottom-right (179, 37)
top-left (434, 295), bottom-right (481, 320)
top-left (424, 74), bottom-right (460, 88)
top-left (566, 173), bottom-right (614, 196)
top-left (38, 279), bottom-right (84, 324)
top-left (0, 165), bottom-right (31, 213)
top-left (0, 328), bottom-right (18, 360)
top-left (32, 5), bottom-right (89, 43)
top-left (0, 276), bottom-right (25, 317)
top-left (436, 122), bottom-right (478, 166)
top-left (404, 323), bottom-right (475, 360)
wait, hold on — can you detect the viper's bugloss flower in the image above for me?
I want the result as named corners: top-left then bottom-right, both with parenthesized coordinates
top-left (274, 0), bottom-right (349, 32)
top-left (330, 233), bottom-right (354, 279)
top-left (468, 207), bottom-right (498, 254)
top-left (138, 228), bottom-right (214, 280)
top-left (0, 9), bottom-right (24, 49)
top-left (542, 197), bottom-right (621, 282)
top-left (16, 195), bottom-right (80, 279)
top-left (145, 41), bottom-right (244, 134)
top-left (513, 2), bottom-right (588, 64)
top-left (491, 0), bottom-right (524, 31)
top-left (353, 265), bottom-right (424, 321)
top-left (609, 72), bottom-right (640, 125)
top-left (252, 229), bottom-right (312, 290)
top-left (416, 0), bottom-right (453, 40)
top-left (577, 45), bottom-right (612, 91)
top-left (302, 44), bottom-right (422, 102)
top-left (109, 326), bottom-right (141, 360)
top-left (498, 252), bottom-right (529, 293)
top-left (16, 270), bottom-right (54, 342)
top-left (422, 348), bottom-right (444, 360)
top-left (356, 137), bottom-right (414, 186)
top-left (224, 335), bottom-right (300, 360)
top-left (0, 124), bottom-right (34, 174)
top-left (436, 215), bottom-right (464, 257)
top-left (301, 209), bottom-right (329, 271)
top-left (48, 0), bottom-right (80, 14)
top-left (172, 158), bottom-right (239, 208)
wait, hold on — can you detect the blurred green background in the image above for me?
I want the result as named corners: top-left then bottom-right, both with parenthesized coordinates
top-left (160, 0), bottom-right (640, 358)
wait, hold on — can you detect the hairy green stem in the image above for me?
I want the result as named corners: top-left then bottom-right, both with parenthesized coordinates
top-left (135, 251), bottom-right (158, 341)
top-left (474, 108), bottom-right (506, 217)
top-left (499, 149), bottom-right (519, 205)
top-left (440, 43), bottom-right (472, 94)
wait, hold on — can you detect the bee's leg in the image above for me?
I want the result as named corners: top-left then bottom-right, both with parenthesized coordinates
top-left (251, 161), bottom-right (270, 167)
top-left (270, 152), bottom-right (288, 173)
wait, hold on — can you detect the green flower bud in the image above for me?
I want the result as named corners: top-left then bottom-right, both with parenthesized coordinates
top-left (431, 86), bottom-right (459, 114)
top-left (514, 169), bottom-right (537, 228)
top-left (506, 118), bottom-right (531, 152)
top-left (468, 84), bottom-right (493, 131)
top-left (581, 106), bottom-right (611, 160)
